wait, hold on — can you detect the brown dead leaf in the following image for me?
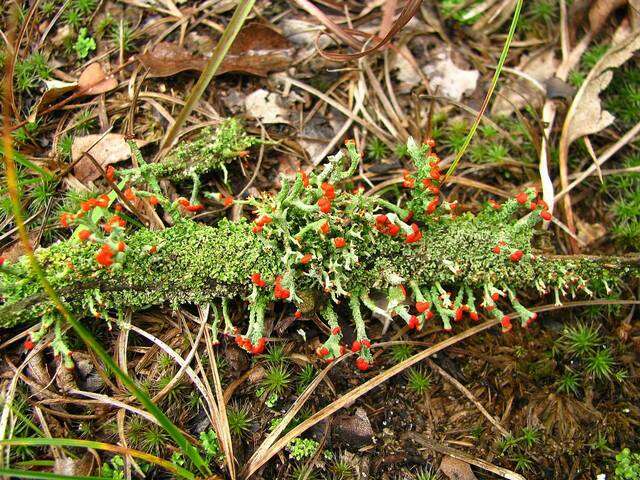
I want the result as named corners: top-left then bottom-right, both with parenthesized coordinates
top-left (78, 63), bottom-right (118, 95)
top-left (28, 79), bottom-right (78, 122)
top-left (71, 134), bottom-right (146, 182)
top-left (440, 455), bottom-right (478, 480)
top-left (0, 231), bottom-right (39, 262)
top-left (139, 23), bottom-right (292, 78)
top-left (589, 0), bottom-right (627, 35)
top-left (564, 32), bottom-right (640, 145)
top-left (138, 42), bottom-right (207, 77)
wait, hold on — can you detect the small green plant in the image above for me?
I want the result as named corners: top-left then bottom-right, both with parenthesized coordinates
top-left (14, 53), bottom-right (51, 93)
top-left (518, 427), bottom-right (541, 448)
top-left (262, 344), bottom-right (287, 364)
top-left (286, 437), bottom-right (319, 461)
top-left (367, 137), bottom-right (389, 161)
top-left (74, 27), bottom-right (96, 59)
top-left (512, 454), bottom-right (534, 472)
top-left (40, 1), bottom-right (57, 16)
top-left (394, 142), bottom-right (409, 159)
top-left (102, 455), bottom-right (125, 480)
top-left (73, 0), bottom-right (97, 16)
top-left (262, 364), bottom-right (292, 396)
top-left (415, 466), bottom-right (440, 480)
top-left (615, 448), bottom-right (640, 479)
top-left (527, 0), bottom-right (556, 23)
top-left (585, 348), bottom-right (615, 380)
top-left (561, 322), bottom-right (601, 357)
top-left (496, 435), bottom-right (519, 455)
top-left (111, 20), bottom-right (135, 52)
top-left (57, 134), bottom-right (74, 160)
top-left (73, 108), bottom-right (97, 134)
top-left (289, 465), bottom-right (319, 480)
top-left (141, 423), bottom-right (169, 456)
top-left (297, 363), bottom-right (315, 393)
top-left (330, 456), bottom-right (355, 479)
top-left (200, 428), bottom-right (223, 464)
top-left (227, 403), bottom-right (253, 437)
top-left (406, 368), bottom-right (431, 395)
top-left (556, 370), bottom-right (581, 396)
top-left (390, 343), bottom-right (414, 362)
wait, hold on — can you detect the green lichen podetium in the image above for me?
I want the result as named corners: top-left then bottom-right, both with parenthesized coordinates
top-left (118, 118), bottom-right (260, 184)
top-left (1, 137), bottom-right (638, 370)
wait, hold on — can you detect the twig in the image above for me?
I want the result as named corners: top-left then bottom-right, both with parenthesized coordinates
top-left (405, 432), bottom-right (526, 480)
top-left (426, 359), bottom-right (510, 437)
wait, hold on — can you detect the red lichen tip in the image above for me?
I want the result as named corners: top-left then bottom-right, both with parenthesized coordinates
top-left (415, 301), bottom-right (430, 313)
top-left (501, 316), bottom-right (512, 333)
top-left (251, 273), bottom-right (266, 287)
top-left (540, 210), bottom-right (552, 221)
top-left (317, 346), bottom-right (330, 357)
top-left (509, 250), bottom-right (524, 262)
top-left (331, 326), bottom-right (341, 335)
top-left (515, 192), bottom-right (528, 204)
top-left (318, 197), bottom-right (332, 214)
top-left (408, 315), bottom-right (419, 330)
top-left (351, 340), bottom-right (361, 352)
top-left (334, 237), bottom-right (346, 248)
top-left (24, 338), bottom-right (35, 350)
top-left (355, 357), bottom-right (371, 371)
top-left (78, 229), bottom-right (92, 242)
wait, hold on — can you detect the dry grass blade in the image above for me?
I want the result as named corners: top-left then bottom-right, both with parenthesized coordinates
top-left (444, 0), bottom-right (523, 182)
top-left (241, 319), bottom-right (500, 479)
top-left (406, 432), bottom-right (526, 480)
top-left (204, 320), bottom-right (236, 480)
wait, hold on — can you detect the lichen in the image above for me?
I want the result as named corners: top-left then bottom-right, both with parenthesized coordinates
top-left (1, 133), bottom-right (638, 370)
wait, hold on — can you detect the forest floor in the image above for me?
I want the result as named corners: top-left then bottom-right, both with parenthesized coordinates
top-left (1, 1), bottom-right (639, 479)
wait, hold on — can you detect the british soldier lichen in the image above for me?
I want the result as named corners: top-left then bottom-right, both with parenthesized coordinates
top-left (1, 132), bottom-right (638, 370)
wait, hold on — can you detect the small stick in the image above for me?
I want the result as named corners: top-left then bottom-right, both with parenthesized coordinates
top-left (426, 358), bottom-right (510, 437)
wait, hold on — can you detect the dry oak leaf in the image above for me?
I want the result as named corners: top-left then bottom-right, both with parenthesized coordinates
top-left (564, 32), bottom-right (640, 145)
top-left (139, 23), bottom-right (292, 78)
top-left (71, 134), bottom-right (147, 183)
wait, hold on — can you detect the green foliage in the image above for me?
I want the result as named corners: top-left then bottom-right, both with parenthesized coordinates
top-left (74, 28), bottom-right (96, 59)
top-left (329, 457), bottom-right (355, 479)
top-left (608, 153), bottom-right (640, 250)
top-left (262, 364), bottom-right (292, 396)
top-left (555, 370), bottom-right (581, 396)
top-left (262, 344), bottom-right (287, 364)
top-left (406, 368), bottom-right (431, 395)
top-left (102, 455), bottom-right (125, 480)
top-left (390, 343), bottom-right (414, 362)
top-left (585, 348), bottom-right (615, 380)
top-left (73, 108), bottom-right (97, 134)
top-left (518, 427), bottom-right (541, 448)
top-left (561, 322), bottom-right (601, 357)
top-left (286, 437), bottom-right (319, 461)
top-left (226, 403), bottom-right (253, 437)
top-left (289, 465), bottom-right (319, 480)
top-left (615, 448), bottom-right (640, 479)
top-left (14, 53), bottom-right (51, 93)
top-left (415, 467), bottom-right (440, 480)
top-left (57, 135), bottom-right (74, 160)
top-left (199, 428), bottom-right (223, 464)
top-left (296, 363), bottom-right (315, 393)
top-left (111, 20), bottom-right (135, 52)
top-left (367, 137), bottom-right (389, 161)
top-left (512, 454), bottom-right (534, 472)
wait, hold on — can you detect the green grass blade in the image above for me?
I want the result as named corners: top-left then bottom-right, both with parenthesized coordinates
top-left (0, 438), bottom-right (194, 479)
top-left (161, 0), bottom-right (256, 151)
top-left (0, 468), bottom-right (106, 480)
top-left (444, 0), bottom-right (523, 181)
